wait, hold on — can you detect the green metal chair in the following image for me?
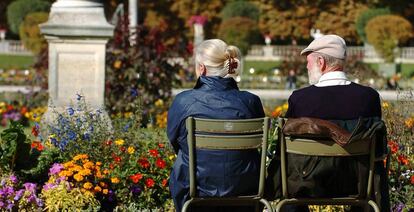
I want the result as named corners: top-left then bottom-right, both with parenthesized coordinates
top-left (182, 117), bottom-right (273, 212)
top-left (275, 118), bottom-right (380, 212)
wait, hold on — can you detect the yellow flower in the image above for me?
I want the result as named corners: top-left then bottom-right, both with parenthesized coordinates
top-left (282, 103), bottom-right (289, 110)
top-left (115, 139), bottom-right (125, 146)
top-left (155, 99), bottom-right (164, 107)
top-left (94, 186), bottom-right (102, 192)
top-left (73, 154), bottom-right (88, 161)
top-left (124, 112), bottom-right (133, 118)
top-left (96, 162), bottom-right (102, 166)
top-left (113, 60), bottom-right (122, 69)
top-left (127, 146), bottom-right (135, 154)
top-left (103, 189), bottom-right (109, 194)
top-left (405, 118), bottom-right (414, 128)
top-left (83, 161), bottom-right (95, 169)
top-left (103, 169), bottom-right (110, 175)
top-left (80, 169), bottom-right (92, 176)
top-left (382, 102), bottom-right (389, 109)
top-left (0, 102), bottom-right (5, 107)
top-left (169, 155), bottom-right (176, 161)
top-left (74, 173), bottom-right (84, 182)
top-left (99, 182), bottom-right (107, 188)
top-left (83, 182), bottom-right (93, 190)
top-left (111, 177), bottom-right (120, 184)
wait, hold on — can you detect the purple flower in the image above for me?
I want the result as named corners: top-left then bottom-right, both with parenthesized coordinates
top-left (23, 183), bottom-right (36, 192)
top-left (67, 107), bottom-right (75, 116)
top-left (42, 183), bottom-right (55, 191)
top-left (130, 185), bottom-right (142, 194)
top-left (6, 203), bottom-right (13, 210)
top-left (35, 198), bottom-right (43, 207)
top-left (49, 163), bottom-right (63, 175)
top-left (4, 186), bottom-right (14, 195)
top-left (0, 201), bottom-right (4, 208)
top-left (76, 93), bottom-right (83, 101)
top-left (9, 175), bottom-right (18, 184)
top-left (14, 189), bottom-right (24, 201)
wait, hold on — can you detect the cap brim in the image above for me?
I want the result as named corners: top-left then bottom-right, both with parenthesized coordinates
top-left (300, 48), bottom-right (313, 56)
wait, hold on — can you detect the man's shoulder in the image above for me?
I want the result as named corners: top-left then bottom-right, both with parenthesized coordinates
top-left (350, 82), bottom-right (380, 97)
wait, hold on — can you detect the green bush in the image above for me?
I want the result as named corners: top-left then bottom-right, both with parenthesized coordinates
top-left (355, 8), bottom-right (390, 42)
top-left (366, 15), bottom-right (413, 62)
top-left (217, 17), bottom-right (261, 55)
top-left (6, 0), bottom-right (50, 35)
top-left (19, 12), bottom-right (48, 55)
top-left (221, 1), bottom-right (260, 22)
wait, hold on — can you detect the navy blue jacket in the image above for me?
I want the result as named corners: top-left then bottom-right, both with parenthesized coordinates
top-left (167, 76), bottom-right (265, 211)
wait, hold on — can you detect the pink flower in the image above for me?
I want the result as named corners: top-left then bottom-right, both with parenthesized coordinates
top-left (188, 15), bottom-right (208, 26)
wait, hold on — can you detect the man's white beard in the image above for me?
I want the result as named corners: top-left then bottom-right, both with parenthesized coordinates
top-left (308, 64), bottom-right (322, 85)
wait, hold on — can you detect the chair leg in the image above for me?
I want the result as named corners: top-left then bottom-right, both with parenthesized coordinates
top-left (368, 200), bottom-right (380, 212)
top-left (182, 199), bottom-right (192, 212)
top-left (260, 199), bottom-right (273, 212)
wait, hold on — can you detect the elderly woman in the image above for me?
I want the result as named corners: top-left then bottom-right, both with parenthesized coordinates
top-left (167, 39), bottom-right (265, 211)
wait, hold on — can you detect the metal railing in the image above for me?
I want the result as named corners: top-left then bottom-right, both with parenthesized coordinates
top-left (246, 45), bottom-right (414, 63)
top-left (0, 40), bottom-right (32, 55)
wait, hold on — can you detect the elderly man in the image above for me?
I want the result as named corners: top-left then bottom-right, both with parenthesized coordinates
top-left (266, 34), bottom-right (389, 211)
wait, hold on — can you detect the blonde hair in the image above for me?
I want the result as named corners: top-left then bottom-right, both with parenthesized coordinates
top-left (195, 39), bottom-right (241, 78)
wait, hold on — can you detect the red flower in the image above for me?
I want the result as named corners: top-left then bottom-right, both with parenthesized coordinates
top-left (109, 163), bottom-right (115, 169)
top-left (138, 158), bottom-right (150, 168)
top-left (158, 143), bottom-right (164, 148)
top-left (20, 107), bottom-right (28, 114)
top-left (31, 126), bottom-right (39, 137)
top-left (162, 179), bottom-right (168, 187)
top-left (411, 175), bottom-right (414, 185)
top-left (387, 140), bottom-right (398, 154)
top-left (114, 156), bottom-right (122, 163)
top-left (130, 173), bottom-right (143, 184)
top-left (145, 178), bottom-right (155, 188)
top-left (31, 141), bottom-right (44, 151)
top-left (105, 140), bottom-right (113, 146)
top-left (120, 146), bottom-right (126, 152)
top-left (155, 158), bottom-right (166, 169)
top-left (149, 149), bottom-right (159, 157)
top-left (6, 105), bottom-right (13, 111)
top-left (397, 155), bottom-right (409, 165)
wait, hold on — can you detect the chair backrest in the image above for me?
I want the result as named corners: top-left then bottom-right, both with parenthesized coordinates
top-left (277, 118), bottom-right (376, 199)
top-left (186, 117), bottom-right (270, 198)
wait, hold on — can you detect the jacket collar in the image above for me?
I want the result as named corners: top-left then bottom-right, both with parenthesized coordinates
top-left (194, 76), bottom-right (239, 91)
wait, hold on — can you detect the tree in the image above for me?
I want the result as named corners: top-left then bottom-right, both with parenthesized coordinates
top-left (314, 0), bottom-right (368, 44)
top-left (257, 1), bottom-right (320, 41)
top-left (221, 1), bottom-right (260, 22)
top-left (6, 0), bottom-right (50, 35)
top-left (366, 15), bottom-right (413, 62)
top-left (355, 8), bottom-right (390, 42)
top-left (218, 17), bottom-right (261, 55)
top-left (19, 12), bottom-right (48, 55)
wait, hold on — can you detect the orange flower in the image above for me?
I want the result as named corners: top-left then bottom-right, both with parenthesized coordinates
top-left (158, 143), bottom-right (165, 148)
top-left (149, 149), bottom-right (159, 157)
top-left (162, 179), bottom-right (168, 187)
top-left (155, 158), bottom-right (166, 169)
top-left (113, 60), bottom-right (122, 69)
top-left (103, 189), bottom-right (109, 194)
top-left (138, 158), bottom-right (150, 168)
top-left (31, 141), bottom-right (44, 151)
top-left (111, 177), bottom-right (120, 184)
top-left (130, 173), bottom-right (143, 184)
top-left (94, 186), bottom-right (102, 192)
top-left (145, 178), bottom-right (155, 188)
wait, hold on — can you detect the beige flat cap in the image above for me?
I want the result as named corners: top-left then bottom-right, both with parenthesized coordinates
top-left (300, 34), bottom-right (347, 59)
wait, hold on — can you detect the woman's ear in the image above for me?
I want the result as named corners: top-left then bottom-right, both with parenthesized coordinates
top-left (198, 63), bottom-right (207, 76)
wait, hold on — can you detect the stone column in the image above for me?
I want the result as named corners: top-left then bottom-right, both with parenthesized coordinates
top-left (40, 0), bottom-right (114, 125)
top-left (129, 0), bottom-right (138, 45)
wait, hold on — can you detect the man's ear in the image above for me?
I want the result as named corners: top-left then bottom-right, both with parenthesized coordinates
top-left (317, 56), bottom-right (327, 72)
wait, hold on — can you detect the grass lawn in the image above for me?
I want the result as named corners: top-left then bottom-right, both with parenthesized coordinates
top-left (243, 60), bottom-right (281, 74)
top-left (0, 54), bottom-right (35, 69)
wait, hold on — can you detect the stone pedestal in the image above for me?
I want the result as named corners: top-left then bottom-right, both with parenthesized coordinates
top-left (40, 0), bottom-right (114, 129)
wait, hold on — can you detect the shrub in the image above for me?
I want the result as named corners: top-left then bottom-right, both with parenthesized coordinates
top-left (6, 0), bottom-right (50, 35)
top-left (365, 15), bottom-right (413, 63)
top-left (19, 12), bottom-right (48, 55)
top-left (355, 8), bottom-right (390, 42)
top-left (221, 1), bottom-right (260, 22)
top-left (217, 17), bottom-right (261, 55)
top-left (105, 14), bottom-right (190, 126)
